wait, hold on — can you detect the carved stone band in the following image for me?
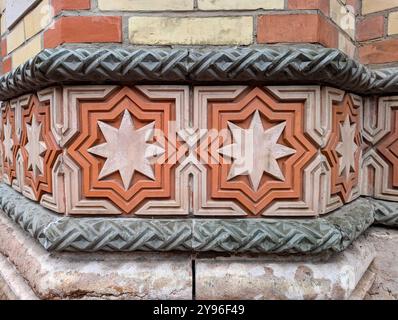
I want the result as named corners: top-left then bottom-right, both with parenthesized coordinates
top-left (0, 46), bottom-right (398, 101)
top-left (0, 184), bottom-right (376, 253)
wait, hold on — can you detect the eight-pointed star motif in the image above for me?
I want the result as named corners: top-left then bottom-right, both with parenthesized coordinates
top-left (336, 115), bottom-right (358, 180)
top-left (88, 110), bottom-right (165, 190)
top-left (25, 114), bottom-right (47, 179)
top-left (3, 117), bottom-right (14, 165)
top-left (218, 110), bottom-right (296, 191)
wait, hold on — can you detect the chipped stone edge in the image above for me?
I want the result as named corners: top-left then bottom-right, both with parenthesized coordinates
top-left (0, 45), bottom-right (397, 101)
top-left (372, 199), bottom-right (398, 227)
top-left (0, 184), bottom-right (375, 254)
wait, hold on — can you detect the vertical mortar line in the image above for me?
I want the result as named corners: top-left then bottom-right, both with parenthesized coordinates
top-left (91, 0), bottom-right (98, 11)
top-left (188, 86), bottom-right (194, 216)
top-left (194, 0), bottom-right (198, 11)
top-left (192, 254), bottom-right (196, 300)
top-left (253, 11), bottom-right (259, 45)
top-left (122, 16), bottom-right (130, 44)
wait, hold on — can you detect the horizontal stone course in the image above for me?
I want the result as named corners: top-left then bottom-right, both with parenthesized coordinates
top-left (196, 235), bottom-right (376, 299)
top-left (128, 16), bottom-right (253, 45)
top-left (98, 0), bottom-right (193, 11)
top-left (1, 46), bottom-right (398, 101)
top-left (0, 184), bottom-right (375, 253)
top-left (198, 0), bottom-right (284, 10)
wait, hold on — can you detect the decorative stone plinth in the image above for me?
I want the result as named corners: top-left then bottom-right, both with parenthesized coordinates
top-left (196, 235), bottom-right (376, 300)
top-left (0, 46), bottom-right (398, 300)
top-left (0, 212), bottom-right (192, 300)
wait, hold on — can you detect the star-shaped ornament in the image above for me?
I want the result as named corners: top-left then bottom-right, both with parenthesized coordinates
top-left (218, 111), bottom-right (296, 191)
top-left (88, 110), bottom-right (165, 190)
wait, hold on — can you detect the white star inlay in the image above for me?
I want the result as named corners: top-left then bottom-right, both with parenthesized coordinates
top-left (3, 117), bottom-right (14, 165)
top-left (88, 110), bottom-right (165, 190)
top-left (25, 114), bottom-right (47, 179)
top-left (336, 115), bottom-right (358, 180)
top-left (218, 110), bottom-right (296, 191)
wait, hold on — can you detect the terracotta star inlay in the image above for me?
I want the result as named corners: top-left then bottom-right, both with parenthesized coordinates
top-left (218, 110), bottom-right (296, 191)
top-left (336, 115), bottom-right (358, 180)
top-left (3, 117), bottom-right (14, 165)
top-left (88, 110), bottom-right (165, 190)
top-left (25, 114), bottom-right (47, 179)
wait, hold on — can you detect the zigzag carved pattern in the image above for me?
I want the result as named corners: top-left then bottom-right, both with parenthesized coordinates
top-left (0, 47), bottom-right (395, 100)
top-left (372, 199), bottom-right (398, 227)
top-left (0, 184), bottom-right (374, 253)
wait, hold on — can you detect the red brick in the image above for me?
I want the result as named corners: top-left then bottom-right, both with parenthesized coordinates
top-left (2, 57), bottom-right (12, 74)
top-left (357, 15), bottom-right (384, 41)
top-left (1, 39), bottom-right (7, 57)
top-left (288, 0), bottom-right (329, 16)
top-left (51, 0), bottom-right (91, 15)
top-left (346, 0), bottom-right (360, 14)
top-left (359, 39), bottom-right (398, 64)
top-left (44, 16), bottom-right (122, 48)
top-left (257, 14), bottom-right (338, 48)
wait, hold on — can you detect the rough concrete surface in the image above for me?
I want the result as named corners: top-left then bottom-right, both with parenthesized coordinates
top-left (365, 227), bottom-right (398, 300)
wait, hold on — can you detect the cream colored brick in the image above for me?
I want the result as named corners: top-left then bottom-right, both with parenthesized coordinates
top-left (0, 0), bottom-right (5, 13)
top-left (98, 0), bottom-right (193, 11)
top-left (198, 0), bottom-right (284, 10)
top-left (388, 12), bottom-right (398, 35)
top-left (7, 21), bottom-right (25, 54)
top-left (24, 0), bottom-right (52, 40)
top-left (129, 16), bottom-right (253, 45)
top-left (0, 15), bottom-right (5, 36)
top-left (12, 35), bottom-right (42, 69)
top-left (362, 0), bottom-right (398, 15)
top-left (338, 33), bottom-right (355, 58)
top-left (330, 0), bottom-right (355, 39)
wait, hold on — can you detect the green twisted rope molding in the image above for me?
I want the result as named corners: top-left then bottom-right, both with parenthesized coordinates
top-left (1, 45), bottom-right (398, 100)
top-left (372, 199), bottom-right (398, 227)
top-left (0, 184), bottom-right (375, 254)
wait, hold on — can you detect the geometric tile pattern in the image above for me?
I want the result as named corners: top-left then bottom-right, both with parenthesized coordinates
top-left (0, 85), bottom-right (377, 217)
top-left (362, 96), bottom-right (398, 201)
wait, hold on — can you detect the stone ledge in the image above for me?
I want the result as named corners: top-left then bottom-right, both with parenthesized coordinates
top-left (0, 212), bottom-right (192, 300)
top-left (372, 199), bottom-right (398, 227)
top-left (195, 235), bottom-right (376, 300)
top-left (1, 45), bottom-right (398, 101)
top-left (0, 254), bottom-right (38, 300)
top-left (0, 184), bottom-right (374, 254)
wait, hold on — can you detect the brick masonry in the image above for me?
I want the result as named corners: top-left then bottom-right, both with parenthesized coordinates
top-left (0, 0), bottom-right (363, 73)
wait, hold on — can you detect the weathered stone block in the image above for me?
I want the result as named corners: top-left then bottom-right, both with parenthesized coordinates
top-left (98, 0), bottom-right (193, 11)
top-left (0, 213), bottom-right (192, 299)
top-left (195, 235), bottom-right (376, 300)
top-left (198, 0), bottom-right (284, 10)
top-left (128, 16), bottom-right (253, 45)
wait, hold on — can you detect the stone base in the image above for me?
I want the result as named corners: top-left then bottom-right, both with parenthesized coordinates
top-left (195, 235), bottom-right (376, 300)
top-left (0, 213), bottom-right (193, 300)
top-left (0, 211), bottom-right (379, 300)
top-left (365, 227), bottom-right (398, 300)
